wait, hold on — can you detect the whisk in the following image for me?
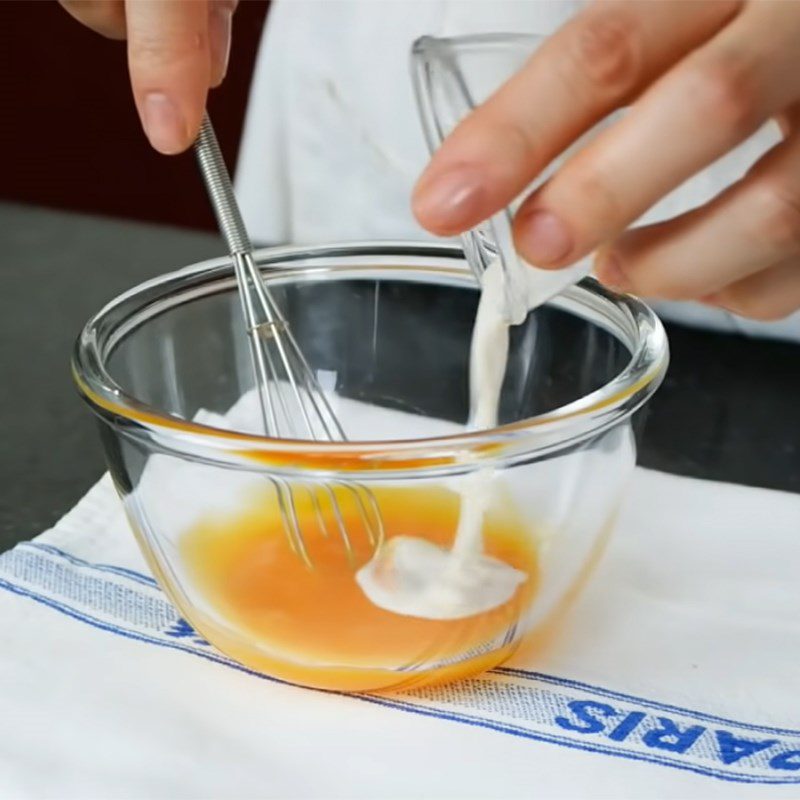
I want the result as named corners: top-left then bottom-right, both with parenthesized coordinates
top-left (194, 113), bottom-right (384, 566)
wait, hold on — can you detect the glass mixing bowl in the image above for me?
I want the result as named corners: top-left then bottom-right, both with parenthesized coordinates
top-left (73, 242), bottom-right (668, 692)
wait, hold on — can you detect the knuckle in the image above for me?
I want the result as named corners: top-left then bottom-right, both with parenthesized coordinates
top-left (752, 181), bottom-right (800, 254)
top-left (684, 55), bottom-right (760, 141)
top-left (567, 163), bottom-right (623, 235)
top-left (494, 120), bottom-right (542, 167)
top-left (570, 7), bottom-right (642, 97)
top-left (129, 31), bottom-right (206, 70)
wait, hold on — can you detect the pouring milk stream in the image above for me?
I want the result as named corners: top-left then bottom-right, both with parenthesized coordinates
top-left (357, 253), bottom-right (590, 619)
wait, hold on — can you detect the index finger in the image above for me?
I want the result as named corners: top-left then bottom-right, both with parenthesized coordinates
top-left (126, 0), bottom-right (211, 154)
top-left (412, 0), bottom-right (740, 236)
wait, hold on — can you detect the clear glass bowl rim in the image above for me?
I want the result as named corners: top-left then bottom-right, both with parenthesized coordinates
top-left (72, 241), bottom-right (669, 477)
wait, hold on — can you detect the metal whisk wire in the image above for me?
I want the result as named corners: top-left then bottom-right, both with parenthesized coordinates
top-left (194, 113), bottom-right (384, 566)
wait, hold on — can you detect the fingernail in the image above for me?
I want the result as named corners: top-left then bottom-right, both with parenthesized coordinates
top-left (142, 92), bottom-right (187, 154)
top-left (209, 5), bottom-right (233, 87)
top-left (594, 249), bottom-right (630, 292)
top-left (516, 210), bottom-right (573, 266)
top-left (412, 166), bottom-right (485, 234)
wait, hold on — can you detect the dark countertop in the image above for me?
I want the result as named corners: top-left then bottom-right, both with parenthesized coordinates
top-left (0, 203), bottom-right (222, 551)
top-left (1, 201), bottom-right (798, 552)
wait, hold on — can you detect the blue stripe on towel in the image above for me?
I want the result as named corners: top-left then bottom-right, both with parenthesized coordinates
top-left (2, 542), bottom-right (798, 786)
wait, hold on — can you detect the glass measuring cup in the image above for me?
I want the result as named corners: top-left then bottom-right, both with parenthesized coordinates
top-left (412, 33), bottom-right (601, 324)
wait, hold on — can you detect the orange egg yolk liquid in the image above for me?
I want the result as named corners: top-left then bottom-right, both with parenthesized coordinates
top-left (178, 485), bottom-right (538, 692)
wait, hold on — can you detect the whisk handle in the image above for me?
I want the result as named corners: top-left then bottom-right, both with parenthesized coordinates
top-left (194, 113), bottom-right (252, 255)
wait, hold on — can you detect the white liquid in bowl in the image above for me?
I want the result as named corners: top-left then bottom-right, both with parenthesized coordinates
top-left (357, 260), bottom-right (532, 619)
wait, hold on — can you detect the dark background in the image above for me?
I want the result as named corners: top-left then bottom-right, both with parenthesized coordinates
top-left (0, 0), bottom-right (270, 229)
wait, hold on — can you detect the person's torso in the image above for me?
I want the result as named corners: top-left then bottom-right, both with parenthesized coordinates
top-left (235, 0), bottom-right (800, 341)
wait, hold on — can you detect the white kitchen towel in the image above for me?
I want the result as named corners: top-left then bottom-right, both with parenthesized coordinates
top-left (2, 463), bottom-right (800, 800)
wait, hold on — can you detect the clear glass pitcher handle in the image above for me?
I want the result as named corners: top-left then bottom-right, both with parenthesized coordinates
top-left (411, 34), bottom-right (591, 325)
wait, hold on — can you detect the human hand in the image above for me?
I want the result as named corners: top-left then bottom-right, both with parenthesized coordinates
top-left (413, 1), bottom-right (800, 320)
top-left (59, 0), bottom-right (238, 154)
